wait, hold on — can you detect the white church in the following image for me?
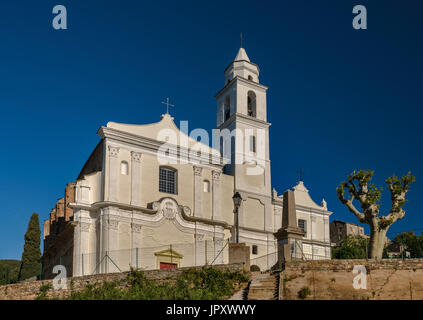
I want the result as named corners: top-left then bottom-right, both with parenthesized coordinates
top-left (42, 46), bottom-right (332, 277)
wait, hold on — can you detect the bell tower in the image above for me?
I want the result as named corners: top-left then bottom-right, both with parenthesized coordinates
top-left (215, 46), bottom-right (273, 233)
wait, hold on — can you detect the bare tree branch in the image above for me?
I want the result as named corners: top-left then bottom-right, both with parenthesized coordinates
top-left (337, 183), bottom-right (365, 221)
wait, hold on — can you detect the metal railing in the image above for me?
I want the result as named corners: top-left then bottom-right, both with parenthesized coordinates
top-left (250, 252), bottom-right (278, 271)
top-left (290, 240), bottom-right (329, 261)
top-left (41, 240), bottom-right (230, 279)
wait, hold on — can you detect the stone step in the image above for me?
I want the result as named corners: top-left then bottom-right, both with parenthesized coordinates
top-left (249, 294), bottom-right (275, 298)
top-left (247, 273), bottom-right (277, 300)
top-left (248, 288), bottom-right (275, 295)
top-left (251, 282), bottom-right (275, 287)
top-left (257, 280), bottom-right (276, 285)
top-left (247, 272), bottom-right (278, 300)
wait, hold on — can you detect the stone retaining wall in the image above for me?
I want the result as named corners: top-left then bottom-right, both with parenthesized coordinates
top-left (0, 263), bottom-right (243, 300)
top-left (280, 259), bottom-right (423, 300)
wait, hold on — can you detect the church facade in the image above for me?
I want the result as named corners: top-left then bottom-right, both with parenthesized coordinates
top-left (42, 47), bottom-right (332, 278)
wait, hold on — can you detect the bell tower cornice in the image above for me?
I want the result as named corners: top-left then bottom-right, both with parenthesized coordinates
top-left (215, 76), bottom-right (268, 99)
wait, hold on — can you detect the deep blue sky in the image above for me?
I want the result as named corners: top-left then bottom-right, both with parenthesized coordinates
top-left (0, 1), bottom-right (422, 259)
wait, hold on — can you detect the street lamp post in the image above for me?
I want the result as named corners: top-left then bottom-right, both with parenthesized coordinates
top-left (232, 192), bottom-right (242, 243)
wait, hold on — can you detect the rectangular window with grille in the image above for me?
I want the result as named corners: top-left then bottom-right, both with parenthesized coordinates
top-left (159, 167), bottom-right (177, 194)
top-left (298, 219), bottom-right (307, 236)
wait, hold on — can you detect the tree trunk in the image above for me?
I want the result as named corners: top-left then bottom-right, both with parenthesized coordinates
top-left (368, 226), bottom-right (387, 259)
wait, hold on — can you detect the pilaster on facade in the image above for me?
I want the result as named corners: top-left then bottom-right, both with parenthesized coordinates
top-left (213, 237), bottom-right (225, 264)
top-left (212, 170), bottom-right (221, 221)
top-left (107, 218), bottom-right (120, 273)
top-left (311, 216), bottom-right (317, 239)
top-left (73, 217), bottom-right (91, 277)
top-left (264, 200), bottom-right (273, 233)
top-left (323, 216), bottom-right (330, 243)
top-left (76, 179), bottom-right (91, 205)
top-left (193, 166), bottom-right (203, 218)
top-left (195, 233), bottom-right (205, 266)
top-left (131, 223), bottom-right (142, 269)
top-left (108, 145), bottom-right (120, 202)
top-left (130, 151), bottom-right (142, 207)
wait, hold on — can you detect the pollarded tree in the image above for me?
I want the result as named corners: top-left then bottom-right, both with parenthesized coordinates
top-left (337, 170), bottom-right (415, 259)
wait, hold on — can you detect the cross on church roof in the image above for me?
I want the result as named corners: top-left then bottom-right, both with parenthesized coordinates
top-left (240, 33), bottom-right (243, 48)
top-left (297, 168), bottom-right (304, 182)
top-left (161, 97), bottom-right (174, 115)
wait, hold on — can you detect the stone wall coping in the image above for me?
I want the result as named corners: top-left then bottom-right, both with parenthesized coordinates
top-left (0, 263), bottom-right (244, 300)
top-left (284, 259), bottom-right (423, 271)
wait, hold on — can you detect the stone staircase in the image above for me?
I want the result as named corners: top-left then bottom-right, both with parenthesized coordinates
top-left (246, 272), bottom-right (279, 300)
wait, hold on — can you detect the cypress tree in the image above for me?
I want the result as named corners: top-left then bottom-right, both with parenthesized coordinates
top-left (18, 213), bottom-right (41, 281)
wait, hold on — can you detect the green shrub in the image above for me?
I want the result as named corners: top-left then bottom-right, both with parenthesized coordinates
top-left (35, 283), bottom-right (53, 300)
top-left (297, 286), bottom-right (311, 299)
top-left (42, 267), bottom-right (250, 300)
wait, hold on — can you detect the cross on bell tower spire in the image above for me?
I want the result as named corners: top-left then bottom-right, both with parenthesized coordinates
top-left (296, 169), bottom-right (304, 182)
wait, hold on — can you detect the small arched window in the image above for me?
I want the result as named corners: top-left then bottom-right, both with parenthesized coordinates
top-left (248, 75), bottom-right (253, 81)
top-left (203, 180), bottom-right (210, 192)
top-left (247, 91), bottom-right (256, 118)
top-left (224, 96), bottom-right (231, 121)
top-left (120, 161), bottom-right (129, 175)
top-left (159, 167), bottom-right (177, 194)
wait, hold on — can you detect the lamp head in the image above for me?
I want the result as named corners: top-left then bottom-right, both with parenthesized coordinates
top-left (232, 192), bottom-right (242, 207)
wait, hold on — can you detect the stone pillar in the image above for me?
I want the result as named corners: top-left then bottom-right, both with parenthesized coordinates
top-left (228, 243), bottom-right (250, 271)
top-left (131, 223), bottom-right (142, 269)
top-left (193, 166), bottom-right (203, 218)
top-left (195, 233), bottom-right (205, 266)
top-left (130, 152), bottom-right (142, 206)
top-left (108, 145), bottom-right (120, 202)
top-left (212, 170), bottom-right (221, 221)
top-left (274, 190), bottom-right (305, 267)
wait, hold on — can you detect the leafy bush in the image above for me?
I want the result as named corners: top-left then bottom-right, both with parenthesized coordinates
top-left (393, 231), bottom-right (423, 258)
top-left (331, 235), bottom-right (368, 259)
top-left (35, 283), bottom-right (53, 300)
top-left (297, 286), bottom-right (311, 299)
top-left (53, 267), bottom-right (249, 300)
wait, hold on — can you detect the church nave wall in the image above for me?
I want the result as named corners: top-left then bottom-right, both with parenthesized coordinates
top-left (219, 173), bottom-right (235, 224)
top-left (117, 148), bottom-right (131, 205)
top-left (242, 197), bottom-right (265, 231)
top-left (140, 153), bottom-right (194, 210)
